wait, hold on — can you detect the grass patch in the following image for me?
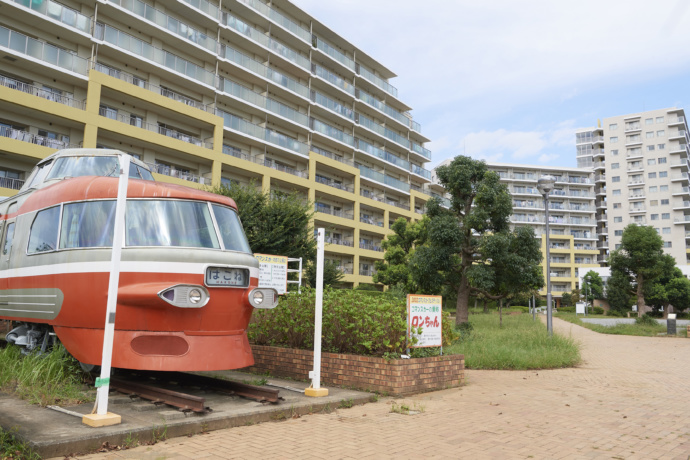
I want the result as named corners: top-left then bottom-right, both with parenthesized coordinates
top-left (0, 345), bottom-right (94, 406)
top-left (0, 426), bottom-right (40, 460)
top-left (557, 313), bottom-right (670, 337)
top-left (445, 313), bottom-right (580, 370)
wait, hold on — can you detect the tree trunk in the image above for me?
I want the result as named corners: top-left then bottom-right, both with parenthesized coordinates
top-left (483, 298), bottom-right (489, 314)
top-left (499, 298), bottom-right (503, 328)
top-left (455, 277), bottom-right (470, 325)
top-left (636, 275), bottom-right (645, 318)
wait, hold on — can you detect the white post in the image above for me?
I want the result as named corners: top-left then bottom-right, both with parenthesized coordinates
top-left (306, 228), bottom-right (328, 397)
top-left (95, 154), bottom-right (130, 416)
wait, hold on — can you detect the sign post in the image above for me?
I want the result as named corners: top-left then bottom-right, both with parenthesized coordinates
top-left (407, 295), bottom-right (443, 351)
top-left (82, 154), bottom-right (129, 427)
top-left (305, 228), bottom-right (328, 397)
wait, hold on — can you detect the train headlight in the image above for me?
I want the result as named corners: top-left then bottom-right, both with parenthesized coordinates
top-left (189, 289), bottom-right (203, 304)
top-left (248, 288), bottom-right (278, 309)
top-left (158, 285), bottom-right (209, 308)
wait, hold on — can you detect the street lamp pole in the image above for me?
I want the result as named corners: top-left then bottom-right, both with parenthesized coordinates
top-left (538, 175), bottom-right (556, 337)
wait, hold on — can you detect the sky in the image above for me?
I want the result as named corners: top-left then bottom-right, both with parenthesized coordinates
top-left (292, 0), bottom-right (690, 169)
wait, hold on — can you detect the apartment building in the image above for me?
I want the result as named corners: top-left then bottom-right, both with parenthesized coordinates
top-left (432, 160), bottom-right (599, 301)
top-left (0, 0), bottom-right (433, 288)
top-left (576, 108), bottom-right (690, 266)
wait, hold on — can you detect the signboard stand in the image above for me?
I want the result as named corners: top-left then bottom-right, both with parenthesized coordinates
top-left (407, 295), bottom-right (443, 351)
top-left (256, 254), bottom-right (288, 295)
top-left (306, 228), bottom-right (328, 397)
top-left (83, 154), bottom-right (130, 427)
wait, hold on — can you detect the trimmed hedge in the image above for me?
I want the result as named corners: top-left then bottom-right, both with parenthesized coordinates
top-left (249, 287), bottom-right (455, 357)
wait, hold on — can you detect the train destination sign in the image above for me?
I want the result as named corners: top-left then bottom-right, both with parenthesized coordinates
top-left (255, 254), bottom-right (288, 295)
top-left (407, 294), bottom-right (443, 348)
top-left (205, 267), bottom-right (248, 287)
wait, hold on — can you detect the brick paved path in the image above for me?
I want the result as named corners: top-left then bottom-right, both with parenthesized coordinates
top-left (73, 318), bottom-right (690, 460)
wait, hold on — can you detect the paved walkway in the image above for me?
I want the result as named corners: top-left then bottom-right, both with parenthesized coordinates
top-left (66, 319), bottom-right (690, 460)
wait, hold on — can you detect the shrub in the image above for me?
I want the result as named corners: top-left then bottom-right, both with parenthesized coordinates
top-left (558, 307), bottom-right (575, 313)
top-left (606, 309), bottom-right (625, 317)
top-left (249, 288), bottom-right (456, 357)
top-left (636, 314), bottom-right (658, 326)
top-left (591, 307), bottom-right (604, 315)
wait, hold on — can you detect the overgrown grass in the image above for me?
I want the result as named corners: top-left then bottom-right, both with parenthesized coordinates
top-left (0, 345), bottom-right (94, 406)
top-left (445, 313), bottom-right (581, 370)
top-left (557, 313), bottom-right (674, 337)
top-left (0, 426), bottom-right (40, 460)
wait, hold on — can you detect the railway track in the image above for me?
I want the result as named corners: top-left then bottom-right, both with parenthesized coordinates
top-left (92, 371), bottom-right (283, 413)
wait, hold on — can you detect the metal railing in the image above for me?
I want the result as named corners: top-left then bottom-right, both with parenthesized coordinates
top-left (315, 175), bottom-right (354, 193)
top-left (263, 159), bottom-right (308, 179)
top-left (0, 76), bottom-right (85, 109)
top-left (359, 242), bottom-right (383, 252)
top-left (0, 125), bottom-right (75, 149)
top-left (9, 0), bottom-right (91, 33)
top-left (0, 176), bottom-right (25, 190)
top-left (311, 146), bottom-right (355, 167)
top-left (325, 237), bottom-right (354, 247)
top-left (145, 162), bottom-right (211, 185)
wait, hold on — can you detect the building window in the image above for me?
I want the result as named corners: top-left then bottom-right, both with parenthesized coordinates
top-left (651, 214), bottom-right (659, 221)
top-left (611, 149), bottom-right (619, 155)
top-left (660, 185), bottom-right (669, 192)
top-left (610, 136), bottom-right (618, 143)
top-left (663, 241), bottom-right (672, 248)
top-left (661, 199), bottom-right (669, 205)
top-left (611, 163), bottom-right (620, 169)
top-left (609, 123), bottom-right (618, 130)
top-left (645, 118), bottom-right (653, 125)
top-left (646, 131), bottom-right (654, 139)
top-left (614, 216), bottom-right (622, 222)
top-left (647, 159), bottom-right (656, 165)
top-left (614, 230), bottom-right (623, 236)
top-left (662, 227), bottom-right (671, 234)
top-left (647, 145), bottom-right (655, 151)
top-left (659, 171), bottom-right (668, 178)
top-left (657, 130), bottom-right (665, 137)
top-left (648, 172), bottom-right (657, 179)
top-left (650, 200), bottom-right (658, 206)
top-left (662, 213), bottom-right (670, 219)
top-left (627, 134), bottom-right (641, 142)
top-left (649, 186), bottom-right (658, 193)
top-left (658, 157), bottom-right (667, 164)
top-left (613, 189), bottom-right (621, 196)
top-left (612, 176), bottom-right (620, 182)
top-left (615, 244), bottom-right (621, 249)
top-left (656, 116), bottom-right (665, 123)
top-left (658, 143), bottom-right (665, 150)
top-left (613, 203), bottom-right (621, 209)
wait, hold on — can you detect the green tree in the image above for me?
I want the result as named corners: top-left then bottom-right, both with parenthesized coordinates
top-left (609, 224), bottom-right (674, 317)
top-left (465, 226), bottom-right (544, 326)
top-left (305, 259), bottom-right (345, 289)
top-left (373, 216), bottom-right (428, 293)
top-left (581, 270), bottom-right (604, 304)
top-left (606, 269), bottom-right (635, 313)
top-left (644, 265), bottom-right (690, 317)
top-left (211, 182), bottom-right (316, 261)
top-left (560, 292), bottom-right (573, 307)
top-left (410, 156), bottom-right (513, 325)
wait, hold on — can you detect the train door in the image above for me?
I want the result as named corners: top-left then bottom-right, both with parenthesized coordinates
top-left (0, 202), bottom-right (17, 291)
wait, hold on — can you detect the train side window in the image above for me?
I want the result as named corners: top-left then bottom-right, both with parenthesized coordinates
top-left (60, 201), bottom-right (116, 248)
top-left (3, 222), bottom-right (14, 256)
top-left (28, 206), bottom-right (60, 254)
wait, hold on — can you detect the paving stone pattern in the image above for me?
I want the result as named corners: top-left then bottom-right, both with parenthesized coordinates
top-left (68, 318), bottom-right (690, 459)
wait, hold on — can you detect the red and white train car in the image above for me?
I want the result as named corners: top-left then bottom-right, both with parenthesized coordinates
top-left (0, 149), bottom-right (277, 371)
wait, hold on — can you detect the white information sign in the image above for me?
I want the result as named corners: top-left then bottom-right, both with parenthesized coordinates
top-left (407, 294), bottom-right (443, 348)
top-left (255, 254), bottom-right (288, 295)
top-left (575, 302), bottom-right (586, 315)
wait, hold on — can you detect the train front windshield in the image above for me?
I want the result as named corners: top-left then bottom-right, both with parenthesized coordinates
top-left (45, 156), bottom-right (155, 181)
top-left (28, 199), bottom-right (251, 253)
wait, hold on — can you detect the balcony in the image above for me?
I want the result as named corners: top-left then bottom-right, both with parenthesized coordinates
top-left (313, 64), bottom-right (355, 97)
top-left (0, 176), bottom-right (25, 191)
top-left (236, 0), bottom-right (311, 43)
top-left (220, 44), bottom-right (309, 99)
top-left (410, 164), bottom-right (431, 180)
top-left (591, 136), bottom-right (604, 144)
top-left (357, 88), bottom-right (408, 127)
top-left (673, 186), bottom-right (690, 196)
top-left (0, 125), bottom-right (75, 149)
top-left (325, 237), bottom-right (354, 248)
top-left (315, 175), bottom-right (354, 193)
top-left (669, 130), bottom-right (688, 141)
top-left (360, 189), bottom-right (385, 203)
top-left (359, 242), bottom-right (383, 252)
top-left (595, 174), bottom-right (606, 183)
top-left (359, 268), bottom-right (377, 277)
top-left (410, 141), bottom-right (432, 160)
top-left (668, 116), bottom-right (685, 125)
top-left (219, 110), bottom-right (309, 156)
top-left (315, 204), bottom-right (354, 220)
top-left (220, 78), bottom-right (309, 127)
top-left (314, 91), bottom-right (355, 121)
top-left (0, 75), bottom-right (85, 110)
top-left (629, 206), bottom-right (646, 214)
top-left (263, 158), bottom-right (308, 179)
top-left (312, 119), bottom-right (355, 148)
top-left (670, 160), bottom-right (689, 169)
top-left (629, 192), bottom-right (645, 200)
top-left (146, 162), bottom-right (210, 185)
top-left (671, 173), bottom-right (689, 182)
top-left (512, 216), bottom-right (545, 224)
top-left (358, 65), bottom-right (398, 98)
top-left (9, 0), bottom-right (91, 33)
top-left (626, 151), bottom-right (643, 159)
top-left (0, 25), bottom-right (89, 76)
top-left (358, 165), bottom-right (410, 193)
top-left (312, 146), bottom-right (355, 167)
top-left (673, 216), bottom-right (690, 224)
top-left (360, 215), bottom-right (384, 227)
top-left (179, 0), bottom-right (219, 19)
top-left (313, 36), bottom-right (355, 72)
top-left (673, 201), bottom-right (690, 210)
top-left (627, 178), bottom-right (645, 186)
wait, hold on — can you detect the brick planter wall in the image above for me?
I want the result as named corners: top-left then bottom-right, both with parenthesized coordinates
top-left (244, 345), bottom-right (464, 396)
